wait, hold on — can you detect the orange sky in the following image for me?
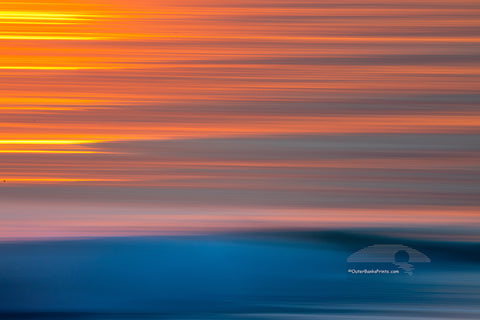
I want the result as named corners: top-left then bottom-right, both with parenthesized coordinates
top-left (0, 0), bottom-right (479, 239)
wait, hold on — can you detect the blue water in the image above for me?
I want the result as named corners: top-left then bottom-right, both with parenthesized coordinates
top-left (0, 230), bottom-right (478, 319)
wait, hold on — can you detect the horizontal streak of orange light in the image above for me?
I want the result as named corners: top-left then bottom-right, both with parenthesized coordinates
top-left (1, 178), bottom-right (126, 182)
top-left (0, 115), bottom-right (478, 142)
top-left (0, 34), bottom-right (105, 40)
top-left (0, 140), bottom-right (106, 154)
top-left (0, 66), bottom-right (103, 70)
top-left (0, 150), bottom-right (106, 154)
top-left (0, 140), bottom-right (101, 144)
top-left (0, 11), bottom-right (99, 20)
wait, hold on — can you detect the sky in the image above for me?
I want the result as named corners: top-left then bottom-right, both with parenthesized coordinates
top-left (0, 0), bottom-right (479, 240)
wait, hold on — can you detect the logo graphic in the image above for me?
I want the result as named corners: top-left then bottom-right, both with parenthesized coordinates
top-left (347, 244), bottom-right (431, 275)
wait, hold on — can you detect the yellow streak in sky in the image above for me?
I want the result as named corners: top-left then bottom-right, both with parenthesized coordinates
top-left (0, 66), bottom-right (91, 70)
top-left (0, 21), bottom-right (86, 24)
top-left (0, 150), bottom-right (103, 154)
top-left (0, 140), bottom-right (102, 145)
top-left (0, 11), bottom-right (96, 20)
top-left (0, 34), bottom-right (105, 40)
top-left (0, 107), bottom-right (80, 111)
top-left (0, 140), bottom-right (108, 154)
